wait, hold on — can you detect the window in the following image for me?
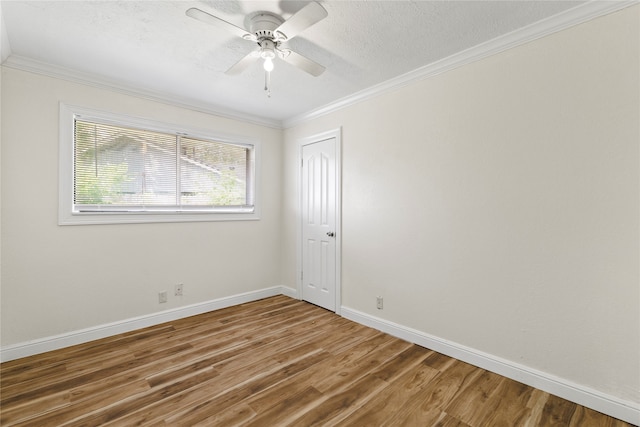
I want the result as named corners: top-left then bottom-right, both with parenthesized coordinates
top-left (59, 104), bottom-right (260, 225)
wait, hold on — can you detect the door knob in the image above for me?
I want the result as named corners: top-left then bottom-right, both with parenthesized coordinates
top-left (326, 231), bottom-right (335, 237)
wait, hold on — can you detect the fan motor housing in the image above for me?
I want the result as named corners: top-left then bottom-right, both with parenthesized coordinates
top-left (249, 12), bottom-right (285, 40)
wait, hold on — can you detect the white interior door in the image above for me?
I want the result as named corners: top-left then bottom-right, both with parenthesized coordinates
top-left (301, 137), bottom-right (338, 311)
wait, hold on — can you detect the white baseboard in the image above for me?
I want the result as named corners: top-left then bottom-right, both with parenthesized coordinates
top-left (280, 286), bottom-right (298, 299)
top-left (0, 286), bottom-right (288, 363)
top-left (341, 306), bottom-right (639, 426)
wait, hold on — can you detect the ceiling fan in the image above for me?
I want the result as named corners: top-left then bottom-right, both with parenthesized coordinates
top-left (186, 2), bottom-right (328, 97)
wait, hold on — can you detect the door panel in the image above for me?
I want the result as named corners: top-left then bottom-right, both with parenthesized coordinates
top-left (301, 138), bottom-right (336, 311)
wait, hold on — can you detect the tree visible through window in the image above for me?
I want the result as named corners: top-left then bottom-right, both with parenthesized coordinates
top-left (73, 120), bottom-right (254, 212)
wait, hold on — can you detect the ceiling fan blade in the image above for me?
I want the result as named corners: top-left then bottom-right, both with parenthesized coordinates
top-left (226, 51), bottom-right (259, 75)
top-left (186, 8), bottom-right (250, 40)
top-left (282, 50), bottom-right (325, 77)
top-left (275, 2), bottom-right (327, 40)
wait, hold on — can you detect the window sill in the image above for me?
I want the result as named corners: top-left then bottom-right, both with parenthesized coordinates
top-left (59, 210), bottom-right (260, 226)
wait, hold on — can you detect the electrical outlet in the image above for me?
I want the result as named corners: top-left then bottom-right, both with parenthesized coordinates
top-left (376, 296), bottom-right (383, 310)
top-left (175, 284), bottom-right (183, 296)
top-left (159, 291), bottom-right (168, 303)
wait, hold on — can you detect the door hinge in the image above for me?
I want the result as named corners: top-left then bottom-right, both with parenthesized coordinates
top-left (301, 271), bottom-right (304, 281)
top-left (301, 158), bottom-right (303, 167)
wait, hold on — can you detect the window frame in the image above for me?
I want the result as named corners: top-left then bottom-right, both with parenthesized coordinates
top-left (59, 103), bottom-right (261, 225)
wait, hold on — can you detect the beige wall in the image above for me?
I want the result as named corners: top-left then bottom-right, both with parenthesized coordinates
top-left (0, 68), bottom-right (283, 346)
top-left (284, 6), bottom-right (639, 403)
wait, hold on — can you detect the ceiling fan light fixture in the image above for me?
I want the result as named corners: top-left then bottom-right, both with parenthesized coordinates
top-left (259, 39), bottom-right (276, 58)
top-left (260, 47), bottom-right (276, 59)
top-left (263, 56), bottom-right (274, 72)
top-left (259, 39), bottom-right (276, 72)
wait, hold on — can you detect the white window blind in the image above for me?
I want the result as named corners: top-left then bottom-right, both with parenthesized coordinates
top-left (179, 136), bottom-right (251, 208)
top-left (74, 121), bottom-right (178, 209)
top-left (73, 119), bottom-right (254, 213)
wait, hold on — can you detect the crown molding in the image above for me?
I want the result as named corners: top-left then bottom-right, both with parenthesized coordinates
top-left (0, 4), bottom-right (12, 63)
top-left (282, 0), bottom-right (638, 129)
top-left (1, 55), bottom-right (283, 129)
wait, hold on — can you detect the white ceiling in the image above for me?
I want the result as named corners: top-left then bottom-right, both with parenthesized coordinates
top-left (1, 0), bottom-right (625, 127)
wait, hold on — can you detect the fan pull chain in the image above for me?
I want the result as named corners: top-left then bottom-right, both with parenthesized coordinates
top-left (264, 70), bottom-right (272, 98)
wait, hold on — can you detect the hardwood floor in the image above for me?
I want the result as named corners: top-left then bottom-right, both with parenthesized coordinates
top-left (0, 296), bottom-right (634, 426)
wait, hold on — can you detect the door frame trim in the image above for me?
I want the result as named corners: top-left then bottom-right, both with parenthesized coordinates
top-left (296, 127), bottom-right (342, 314)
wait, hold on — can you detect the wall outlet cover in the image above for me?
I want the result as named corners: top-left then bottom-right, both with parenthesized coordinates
top-left (159, 291), bottom-right (168, 303)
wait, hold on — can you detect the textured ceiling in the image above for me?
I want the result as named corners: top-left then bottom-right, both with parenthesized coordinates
top-left (1, 1), bottom-right (594, 125)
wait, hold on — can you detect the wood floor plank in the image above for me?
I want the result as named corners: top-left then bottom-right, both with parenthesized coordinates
top-left (242, 333), bottom-right (398, 417)
top-left (1, 296), bottom-right (635, 427)
top-left (438, 412), bottom-right (474, 426)
top-left (107, 320), bottom-right (388, 426)
top-left (288, 345), bottom-right (433, 427)
top-left (288, 371), bottom-right (390, 426)
top-left (539, 394), bottom-right (579, 426)
top-left (97, 319), bottom-right (334, 425)
top-left (1, 342), bottom-right (193, 409)
top-left (569, 405), bottom-right (633, 427)
top-left (62, 367), bottom-right (222, 427)
top-left (237, 335), bottom-right (405, 426)
top-left (98, 353), bottom-right (284, 427)
top-left (165, 350), bottom-right (332, 426)
top-left (191, 402), bottom-right (257, 427)
top-left (240, 386), bottom-right (324, 427)
top-left (334, 356), bottom-right (440, 426)
top-left (118, 323), bottom-right (334, 426)
top-left (0, 325), bottom-right (175, 381)
top-left (311, 333), bottom-right (403, 393)
top-left (523, 387), bottom-right (550, 427)
top-left (0, 393), bottom-right (72, 426)
top-left (444, 369), bottom-right (506, 424)
top-left (143, 310), bottom-right (331, 388)
top-left (479, 377), bottom-right (535, 426)
top-left (379, 359), bottom-right (485, 426)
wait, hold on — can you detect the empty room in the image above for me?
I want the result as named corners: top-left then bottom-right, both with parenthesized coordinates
top-left (0, 1), bottom-right (638, 426)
